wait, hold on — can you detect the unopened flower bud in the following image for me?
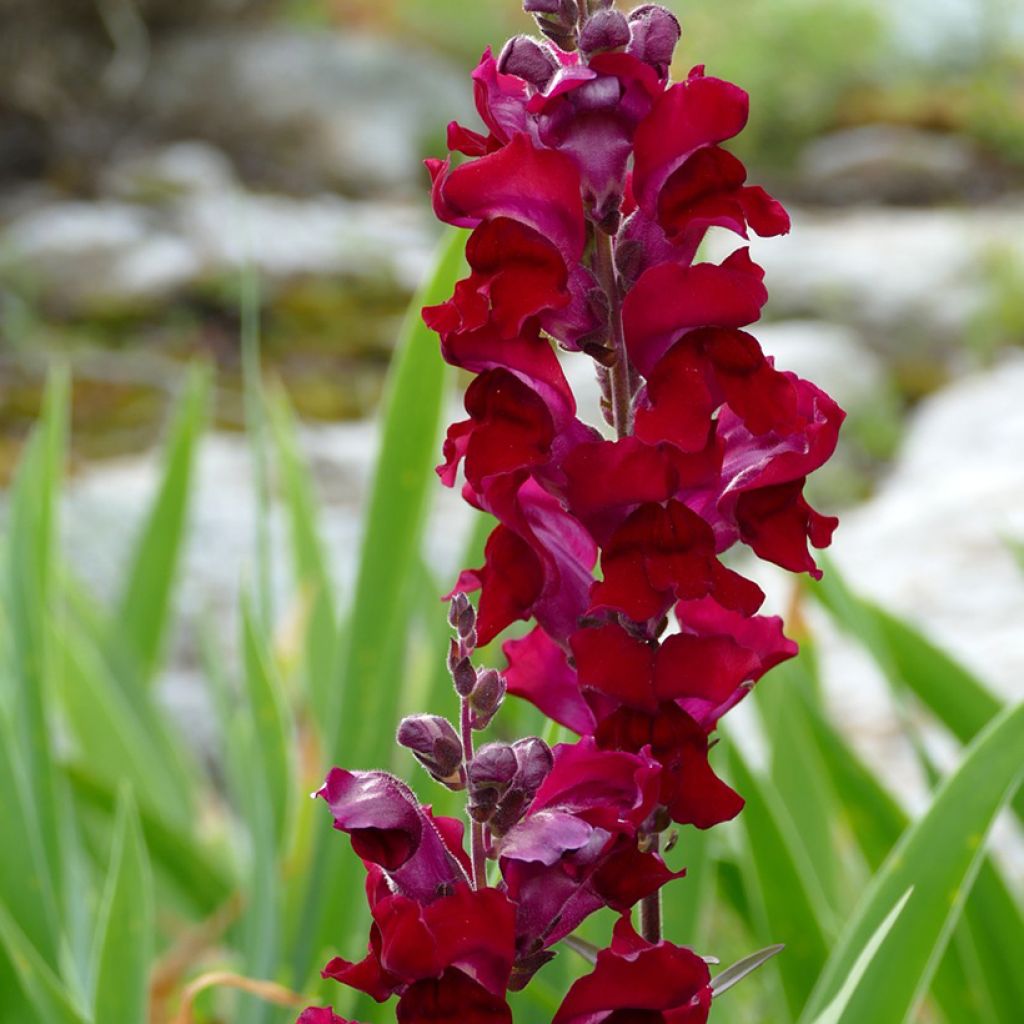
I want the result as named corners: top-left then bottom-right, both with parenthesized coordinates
top-left (469, 742), bottom-right (519, 789)
top-left (627, 4), bottom-right (682, 75)
top-left (397, 714), bottom-right (465, 789)
top-left (469, 668), bottom-right (506, 729)
top-left (579, 9), bottom-right (630, 54)
top-left (467, 742), bottom-right (518, 822)
top-left (448, 593), bottom-right (477, 644)
top-left (498, 35), bottom-right (559, 89)
top-left (523, 0), bottom-right (568, 14)
top-left (448, 638), bottom-right (477, 696)
top-left (524, 0), bottom-right (580, 52)
top-left (512, 736), bottom-right (554, 797)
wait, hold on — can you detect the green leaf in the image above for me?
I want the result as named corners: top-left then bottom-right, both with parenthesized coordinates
top-left (52, 618), bottom-right (192, 827)
top-left (800, 684), bottom-right (1024, 1023)
top-left (241, 597), bottom-right (295, 848)
top-left (4, 368), bottom-right (68, 936)
top-left (0, 711), bottom-right (60, 961)
top-left (91, 789), bottom-right (153, 1024)
top-left (729, 744), bottom-right (832, 1018)
top-left (799, 700), bottom-right (1024, 1024)
top-left (0, 903), bottom-right (89, 1024)
top-left (113, 366), bottom-right (209, 688)
top-left (268, 388), bottom-right (338, 712)
top-left (64, 765), bottom-right (233, 915)
top-left (755, 653), bottom-right (843, 915)
top-left (808, 889), bottom-right (913, 1024)
top-left (809, 557), bottom-right (1005, 759)
top-left (329, 226), bottom-right (463, 766)
top-left (712, 943), bottom-right (785, 996)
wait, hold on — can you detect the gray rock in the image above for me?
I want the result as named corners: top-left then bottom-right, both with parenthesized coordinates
top-left (707, 204), bottom-right (1024, 349)
top-left (143, 29), bottom-right (473, 194)
top-left (0, 145), bottom-right (437, 312)
top-left (798, 125), bottom-right (996, 205)
top-left (1, 200), bottom-right (201, 312)
top-left (101, 141), bottom-right (239, 201)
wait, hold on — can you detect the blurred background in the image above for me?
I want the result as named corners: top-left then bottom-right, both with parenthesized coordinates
top-left (2, 0), bottom-right (1023, 765)
top-left (1, 1), bottom-right (1023, 1020)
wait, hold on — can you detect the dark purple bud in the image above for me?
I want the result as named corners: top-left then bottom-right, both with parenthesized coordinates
top-left (498, 35), bottom-right (559, 89)
top-left (469, 668), bottom-right (507, 729)
top-left (468, 742), bottom-right (518, 822)
top-left (523, 0), bottom-right (568, 14)
top-left (627, 4), bottom-right (682, 74)
top-left (448, 638), bottom-right (478, 696)
top-left (512, 736), bottom-right (554, 797)
top-left (397, 714), bottom-right (465, 789)
top-left (579, 9), bottom-right (630, 54)
top-left (524, 0), bottom-right (580, 51)
top-left (448, 593), bottom-right (477, 644)
top-left (469, 742), bottom-right (519, 790)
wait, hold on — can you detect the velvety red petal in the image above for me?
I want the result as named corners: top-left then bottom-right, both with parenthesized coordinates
top-left (623, 248), bottom-right (769, 376)
top-left (317, 769), bottom-right (468, 902)
top-left (595, 704), bottom-right (744, 829)
top-left (503, 627), bottom-right (596, 735)
top-left (553, 916), bottom-right (712, 1023)
top-left (735, 480), bottom-right (839, 578)
top-left (632, 73), bottom-right (749, 215)
top-left (572, 622), bottom-right (658, 714)
top-left (590, 501), bottom-right (718, 623)
top-left (297, 1007), bottom-right (363, 1024)
top-left (433, 134), bottom-right (585, 261)
top-left (322, 949), bottom-right (401, 1003)
top-left (457, 525), bottom-right (545, 647)
top-left (562, 437), bottom-right (678, 546)
top-left (397, 968), bottom-right (513, 1024)
top-left (375, 886), bottom-right (516, 998)
top-left (634, 339), bottom-right (718, 453)
top-left (531, 736), bottom-right (661, 831)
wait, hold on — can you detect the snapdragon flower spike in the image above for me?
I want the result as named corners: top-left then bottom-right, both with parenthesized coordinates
top-left (302, 5), bottom-right (845, 1022)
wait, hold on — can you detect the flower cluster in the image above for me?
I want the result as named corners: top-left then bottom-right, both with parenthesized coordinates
top-left (299, 1), bottom-right (842, 1021)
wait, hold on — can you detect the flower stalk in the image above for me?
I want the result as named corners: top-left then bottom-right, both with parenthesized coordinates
top-left (298, 1), bottom-right (844, 1020)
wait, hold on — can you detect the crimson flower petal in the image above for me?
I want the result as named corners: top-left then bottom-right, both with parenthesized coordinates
top-left (553, 916), bottom-right (712, 1024)
top-left (503, 627), bottom-right (597, 735)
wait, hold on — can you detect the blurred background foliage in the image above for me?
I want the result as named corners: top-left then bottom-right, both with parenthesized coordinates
top-left (2, 1), bottom-right (1024, 1022)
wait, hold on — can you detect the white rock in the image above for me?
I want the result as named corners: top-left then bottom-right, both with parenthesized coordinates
top-left (707, 204), bottom-right (1024, 342)
top-left (2, 201), bottom-right (201, 308)
top-left (102, 141), bottom-right (239, 200)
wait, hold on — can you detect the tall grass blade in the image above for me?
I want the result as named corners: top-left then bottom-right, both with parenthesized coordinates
top-left (91, 789), bottom-right (154, 1024)
top-left (113, 366), bottom-right (209, 689)
top-left (799, 701), bottom-right (1024, 1024)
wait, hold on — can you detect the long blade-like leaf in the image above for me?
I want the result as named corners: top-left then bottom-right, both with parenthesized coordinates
top-left (114, 366), bottom-right (209, 688)
top-left (91, 789), bottom-right (154, 1024)
top-left (799, 700), bottom-right (1024, 1024)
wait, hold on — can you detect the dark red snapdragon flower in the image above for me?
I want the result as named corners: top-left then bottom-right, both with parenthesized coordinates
top-left (553, 916), bottom-right (712, 1024)
top-left (302, 3), bottom-right (842, 1021)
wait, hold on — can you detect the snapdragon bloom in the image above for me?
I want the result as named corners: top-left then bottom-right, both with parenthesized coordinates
top-left (300, 2), bottom-right (841, 1021)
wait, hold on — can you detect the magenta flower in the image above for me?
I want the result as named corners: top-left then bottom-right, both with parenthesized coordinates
top-left (553, 916), bottom-right (712, 1023)
top-left (302, 3), bottom-right (843, 1021)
